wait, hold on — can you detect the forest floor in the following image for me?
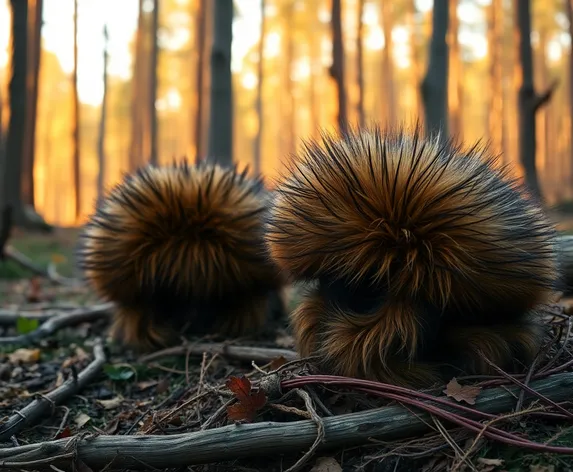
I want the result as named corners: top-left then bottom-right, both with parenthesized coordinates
top-left (1, 219), bottom-right (573, 472)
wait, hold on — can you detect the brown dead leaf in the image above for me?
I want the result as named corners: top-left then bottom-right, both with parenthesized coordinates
top-left (310, 457), bottom-right (342, 472)
top-left (55, 426), bottom-right (72, 439)
top-left (226, 375), bottom-right (267, 422)
top-left (96, 396), bottom-right (123, 410)
top-left (269, 355), bottom-right (288, 370)
top-left (156, 377), bottom-right (170, 394)
top-left (136, 380), bottom-right (158, 391)
top-left (104, 418), bottom-right (119, 434)
top-left (477, 457), bottom-right (505, 471)
top-left (8, 348), bottom-right (41, 364)
top-left (443, 378), bottom-right (482, 405)
top-left (74, 412), bottom-right (91, 428)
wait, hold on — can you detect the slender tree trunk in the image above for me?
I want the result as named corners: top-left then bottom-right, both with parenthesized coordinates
top-left (194, 0), bottom-right (207, 163)
top-left (448, 0), bottom-right (462, 138)
top-left (21, 0), bottom-right (42, 208)
top-left (488, 0), bottom-right (505, 158)
top-left (565, 0), bottom-right (573, 185)
top-left (356, 0), bottom-right (365, 128)
top-left (207, 0), bottom-right (234, 166)
top-left (149, 0), bottom-right (159, 165)
top-left (381, 0), bottom-right (395, 125)
top-left (253, 0), bottom-right (265, 175)
top-left (420, 0), bottom-right (449, 139)
top-left (129, 0), bottom-right (145, 171)
top-left (308, 5), bottom-right (320, 139)
top-left (330, 0), bottom-right (347, 134)
top-left (72, 0), bottom-right (81, 220)
top-left (3, 0), bottom-right (28, 223)
top-left (97, 25), bottom-right (109, 202)
top-left (408, 0), bottom-right (424, 125)
top-left (515, 0), bottom-right (557, 201)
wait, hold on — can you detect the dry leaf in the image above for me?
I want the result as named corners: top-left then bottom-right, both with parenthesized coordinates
top-left (269, 355), bottom-right (288, 370)
top-left (443, 378), bottom-right (481, 405)
top-left (8, 348), bottom-right (41, 364)
top-left (310, 457), bottom-right (342, 472)
top-left (226, 375), bottom-right (267, 422)
top-left (104, 418), bottom-right (119, 435)
top-left (156, 377), bottom-right (170, 394)
top-left (477, 458), bottom-right (504, 467)
top-left (136, 380), bottom-right (158, 391)
top-left (96, 396), bottom-right (123, 410)
top-left (275, 333), bottom-right (295, 348)
top-left (74, 412), bottom-right (91, 428)
top-left (55, 426), bottom-right (72, 439)
top-left (529, 466), bottom-right (555, 472)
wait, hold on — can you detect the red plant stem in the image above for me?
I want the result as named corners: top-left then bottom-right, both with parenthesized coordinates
top-left (281, 375), bottom-right (573, 454)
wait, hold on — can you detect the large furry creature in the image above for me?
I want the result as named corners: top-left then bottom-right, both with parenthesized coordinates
top-left (77, 160), bottom-right (285, 349)
top-left (265, 126), bottom-right (560, 387)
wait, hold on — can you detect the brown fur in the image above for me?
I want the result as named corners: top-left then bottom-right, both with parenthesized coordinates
top-left (266, 126), bottom-right (559, 387)
top-left (77, 160), bottom-right (285, 349)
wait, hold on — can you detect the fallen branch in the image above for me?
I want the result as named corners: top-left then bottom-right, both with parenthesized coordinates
top-left (139, 342), bottom-right (298, 365)
top-left (0, 303), bottom-right (113, 346)
top-left (0, 339), bottom-right (106, 442)
top-left (3, 244), bottom-right (78, 286)
top-left (1, 372), bottom-right (572, 470)
top-left (0, 306), bottom-right (87, 326)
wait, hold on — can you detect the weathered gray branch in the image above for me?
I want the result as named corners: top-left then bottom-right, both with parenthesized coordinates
top-left (1, 372), bottom-right (572, 470)
top-left (557, 235), bottom-right (573, 294)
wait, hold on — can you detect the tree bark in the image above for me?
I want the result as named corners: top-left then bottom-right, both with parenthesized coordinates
top-left (253, 0), bottom-right (265, 175)
top-left (330, 0), bottom-right (347, 134)
top-left (193, 0), bottom-right (207, 163)
top-left (148, 0), bottom-right (159, 165)
top-left (448, 0), bottom-right (462, 138)
top-left (207, 0), bottom-right (234, 167)
top-left (420, 0), bottom-right (449, 140)
top-left (21, 0), bottom-right (43, 208)
top-left (97, 25), bottom-right (109, 202)
top-left (356, 0), bottom-right (365, 128)
top-left (72, 0), bottom-right (81, 220)
top-left (381, 0), bottom-right (395, 125)
top-left (488, 0), bottom-right (505, 158)
top-left (129, 0), bottom-right (145, 171)
top-left (567, 0), bottom-right (573, 188)
top-left (3, 0), bottom-right (28, 224)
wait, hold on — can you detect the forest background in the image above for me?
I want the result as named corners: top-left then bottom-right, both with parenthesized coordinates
top-left (0, 0), bottom-right (570, 228)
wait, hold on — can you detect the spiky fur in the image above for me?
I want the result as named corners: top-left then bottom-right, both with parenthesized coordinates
top-left (265, 126), bottom-right (559, 387)
top-left (77, 160), bottom-right (285, 349)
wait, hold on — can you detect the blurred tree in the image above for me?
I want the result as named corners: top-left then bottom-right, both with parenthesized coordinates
top-left (207, 0), bottom-right (233, 166)
top-left (21, 0), bottom-right (43, 209)
top-left (253, 0), bottom-right (265, 175)
top-left (97, 25), bottom-right (109, 202)
top-left (129, 0), bottom-right (145, 171)
top-left (421, 0), bottom-right (449, 139)
top-left (516, 0), bottom-right (557, 201)
top-left (72, 0), bottom-right (80, 220)
top-left (356, 0), bottom-right (365, 128)
top-left (330, 0), bottom-right (347, 133)
top-left (448, 0), bottom-right (462, 139)
top-left (381, 0), bottom-right (395, 126)
top-left (567, 0), bottom-right (573, 188)
top-left (487, 0), bottom-right (505, 158)
top-left (149, 0), bottom-right (159, 165)
top-left (194, 0), bottom-right (208, 162)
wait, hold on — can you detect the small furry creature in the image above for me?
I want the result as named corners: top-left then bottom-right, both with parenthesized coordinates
top-left (264, 126), bottom-right (560, 387)
top-left (77, 160), bottom-right (285, 349)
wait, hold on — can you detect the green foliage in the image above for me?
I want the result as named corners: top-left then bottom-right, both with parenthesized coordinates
top-left (103, 364), bottom-right (136, 381)
top-left (16, 317), bottom-right (39, 334)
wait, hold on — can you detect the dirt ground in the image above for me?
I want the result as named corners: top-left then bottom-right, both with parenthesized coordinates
top-left (0, 224), bottom-right (573, 472)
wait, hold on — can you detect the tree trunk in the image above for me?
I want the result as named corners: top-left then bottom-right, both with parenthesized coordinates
top-left (447, 0), bottom-right (462, 138)
top-left (253, 0), bottom-right (265, 175)
top-left (420, 0), bottom-right (449, 139)
top-left (129, 0), bottom-right (145, 171)
top-left (408, 0), bottom-right (424, 125)
top-left (515, 0), bottom-right (555, 202)
top-left (148, 0), bottom-right (159, 165)
top-left (72, 0), bottom-right (81, 220)
top-left (3, 0), bottom-right (28, 224)
top-left (330, 0), bottom-right (347, 134)
top-left (567, 0), bottom-right (573, 188)
top-left (381, 0), bottom-right (395, 125)
top-left (193, 0), bottom-right (207, 163)
top-left (356, 0), bottom-right (365, 128)
top-left (207, 0), bottom-right (234, 167)
top-left (488, 0), bottom-right (505, 158)
top-left (97, 25), bottom-right (109, 202)
top-left (21, 0), bottom-right (43, 209)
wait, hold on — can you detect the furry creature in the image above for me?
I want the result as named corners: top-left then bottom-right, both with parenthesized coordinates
top-left (77, 160), bottom-right (285, 349)
top-left (265, 126), bottom-right (560, 387)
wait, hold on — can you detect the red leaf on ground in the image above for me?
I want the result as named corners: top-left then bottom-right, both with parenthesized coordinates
top-left (225, 375), bottom-right (267, 422)
top-left (55, 426), bottom-right (72, 439)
